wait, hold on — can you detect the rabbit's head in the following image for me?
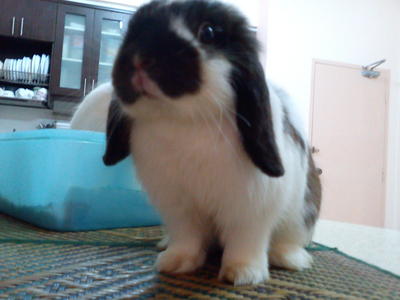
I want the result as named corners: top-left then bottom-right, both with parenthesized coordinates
top-left (105, 0), bottom-right (284, 177)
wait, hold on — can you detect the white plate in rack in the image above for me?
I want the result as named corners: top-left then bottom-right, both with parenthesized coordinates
top-left (25, 57), bottom-right (31, 82)
top-left (27, 57), bottom-right (32, 83)
top-left (42, 55), bottom-right (48, 83)
top-left (6, 59), bottom-right (10, 80)
top-left (15, 59), bottom-right (19, 81)
top-left (16, 59), bottom-right (22, 81)
top-left (33, 55), bottom-right (39, 81)
top-left (32, 55), bottom-right (37, 81)
top-left (12, 59), bottom-right (16, 81)
top-left (22, 57), bottom-right (27, 81)
top-left (40, 54), bottom-right (46, 83)
top-left (31, 55), bottom-right (36, 81)
top-left (7, 59), bottom-right (11, 80)
top-left (3, 59), bottom-right (8, 80)
top-left (21, 58), bottom-right (25, 81)
top-left (22, 59), bottom-right (25, 81)
top-left (7, 59), bottom-right (11, 81)
top-left (44, 56), bottom-right (50, 82)
top-left (9, 59), bottom-right (13, 81)
top-left (38, 55), bottom-right (43, 82)
top-left (8, 59), bottom-right (13, 80)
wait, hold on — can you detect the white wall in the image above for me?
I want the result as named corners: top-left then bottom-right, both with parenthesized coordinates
top-left (222, 0), bottom-right (260, 26)
top-left (264, 0), bottom-right (400, 229)
top-left (89, 0), bottom-right (260, 26)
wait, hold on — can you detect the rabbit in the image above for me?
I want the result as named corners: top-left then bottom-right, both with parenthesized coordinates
top-left (70, 82), bottom-right (114, 132)
top-left (103, 0), bottom-right (321, 286)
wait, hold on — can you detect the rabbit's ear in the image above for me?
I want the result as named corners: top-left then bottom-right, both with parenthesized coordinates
top-left (103, 97), bottom-right (132, 166)
top-left (232, 60), bottom-right (284, 177)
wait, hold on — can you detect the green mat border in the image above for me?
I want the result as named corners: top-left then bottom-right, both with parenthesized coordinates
top-left (311, 242), bottom-right (400, 280)
top-left (0, 238), bottom-right (157, 247)
top-left (1, 236), bottom-right (398, 281)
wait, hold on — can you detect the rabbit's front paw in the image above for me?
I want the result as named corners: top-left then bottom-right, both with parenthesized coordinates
top-left (156, 247), bottom-right (205, 274)
top-left (218, 259), bottom-right (270, 286)
top-left (269, 246), bottom-right (313, 271)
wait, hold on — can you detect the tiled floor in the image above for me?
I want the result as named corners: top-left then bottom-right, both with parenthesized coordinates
top-left (314, 219), bottom-right (400, 276)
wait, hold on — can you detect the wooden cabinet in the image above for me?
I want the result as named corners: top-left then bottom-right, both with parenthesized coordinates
top-left (0, 0), bottom-right (21, 38)
top-left (0, 0), bottom-right (133, 109)
top-left (0, 0), bottom-right (57, 41)
top-left (51, 5), bottom-right (131, 98)
top-left (17, 0), bottom-right (57, 42)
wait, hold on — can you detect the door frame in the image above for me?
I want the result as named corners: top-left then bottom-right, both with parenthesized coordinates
top-left (309, 59), bottom-right (391, 226)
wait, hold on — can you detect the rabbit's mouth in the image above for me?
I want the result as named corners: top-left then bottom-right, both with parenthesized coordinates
top-left (132, 69), bottom-right (164, 99)
top-left (131, 56), bottom-right (164, 99)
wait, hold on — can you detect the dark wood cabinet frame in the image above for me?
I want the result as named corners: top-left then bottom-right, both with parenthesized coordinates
top-left (0, 0), bottom-right (134, 110)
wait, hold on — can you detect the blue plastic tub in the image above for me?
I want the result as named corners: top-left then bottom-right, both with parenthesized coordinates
top-left (0, 129), bottom-right (161, 231)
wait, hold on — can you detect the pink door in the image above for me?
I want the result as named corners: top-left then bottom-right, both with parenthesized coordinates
top-left (310, 60), bottom-right (390, 227)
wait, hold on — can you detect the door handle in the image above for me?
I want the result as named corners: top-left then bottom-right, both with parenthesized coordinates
top-left (20, 17), bottom-right (24, 36)
top-left (11, 17), bottom-right (15, 35)
top-left (83, 78), bottom-right (87, 96)
top-left (316, 168), bottom-right (323, 175)
top-left (92, 79), bottom-right (95, 91)
top-left (311, 146), bottom-right (320, 154)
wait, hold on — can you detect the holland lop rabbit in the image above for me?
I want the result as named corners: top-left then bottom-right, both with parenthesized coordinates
top-left (95, 0), bottom-right (321, 285)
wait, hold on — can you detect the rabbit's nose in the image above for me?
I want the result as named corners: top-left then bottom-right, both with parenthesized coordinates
top-left (134, 56), bottom-right (155, 71)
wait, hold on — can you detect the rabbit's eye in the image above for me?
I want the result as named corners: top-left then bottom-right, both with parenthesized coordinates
top-left (198, 23), bottom-right (215, 44)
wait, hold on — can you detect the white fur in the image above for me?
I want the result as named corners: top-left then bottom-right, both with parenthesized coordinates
top-left (170, 18), bottom-right (199, 47)
top-left (71, 21), bottom-right (313, 287)
top-left (70, 82), bottom-right (113, 132)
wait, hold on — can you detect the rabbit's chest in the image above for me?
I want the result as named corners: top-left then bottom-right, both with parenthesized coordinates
top-left (131, 118), bottom-right (246, 196)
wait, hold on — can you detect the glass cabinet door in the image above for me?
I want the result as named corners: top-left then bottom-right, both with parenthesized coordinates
top-left (96, 19), bottom-right (125, 85)
top-left (92, 11), bottom-right (131, 89)
top-left (51, 5), bottom-right (94, 97)
top-left (60, 14), bottom-right (86, 89)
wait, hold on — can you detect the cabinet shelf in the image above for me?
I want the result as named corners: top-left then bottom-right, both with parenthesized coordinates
top-left (0, 96), bottom-right (48, 109)
top-left (0, 78), bottom-right (49, 88)
top-left (0, 69), bottom-right (49, 87)
top-left (65, 26), bottom-right (85, 32)
top-left (99, 61), bottom-right (113, 67)
top-left (101, 31), bottom-right (122, 37)
top-left (62, 57), bottom-right (83, 63)
top-left (0, 71), bottom-right (49, 87)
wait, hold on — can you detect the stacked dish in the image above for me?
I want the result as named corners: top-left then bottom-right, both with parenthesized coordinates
top-left (0, 54), bottom-right (50, 84)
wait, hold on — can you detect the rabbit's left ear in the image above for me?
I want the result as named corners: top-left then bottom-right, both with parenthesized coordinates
top-left (232, 60), bottom-right (284, 177)
top-left (103, 96), bottom-right (132, 166)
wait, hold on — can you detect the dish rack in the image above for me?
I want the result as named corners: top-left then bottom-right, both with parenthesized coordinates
top-left (0, 71), bottom-right (50, 86)
top-left (0, 54), bottom-right (51, 87)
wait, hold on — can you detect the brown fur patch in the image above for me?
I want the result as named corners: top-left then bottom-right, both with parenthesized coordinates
top-left (283, 108), bottom-right (306, 151)
top-left (304, 152), bottom-right (322, 228)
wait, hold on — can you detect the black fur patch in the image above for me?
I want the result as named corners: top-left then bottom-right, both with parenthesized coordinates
top-left (103, 97), bottom-right (132, 166)
top-left (231, 63), bottom-right (284, 177)
top-left (112, 1), bottom-right (201, 103)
